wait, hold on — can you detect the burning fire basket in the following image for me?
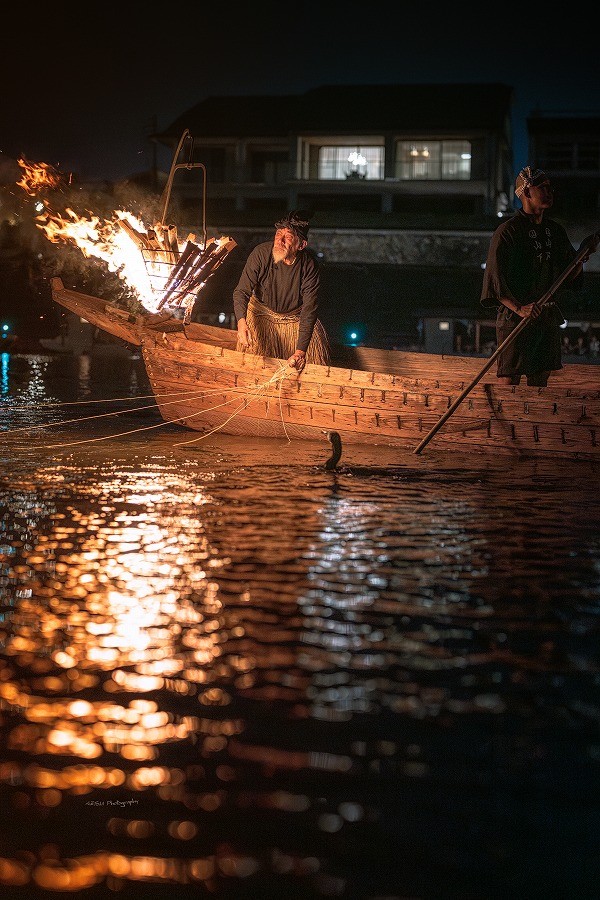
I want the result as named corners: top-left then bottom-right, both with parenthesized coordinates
top-left (117, 129), bottom-right (236, 321)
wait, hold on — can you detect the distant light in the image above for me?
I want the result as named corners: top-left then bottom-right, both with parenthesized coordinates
top-left (35, 201), bottom-right (44, 212)
top-left (438, 321), bottom-right (450, 331)
top-left (1, 324), bottom-right (8, 332)
top-left (350, 332), bottom-right (358, 340)
top-left (497, 211), bottom-right (503, 217)
top-left (480, 262), bottom-right (486, 269)
top-left (461, 153), bottom-right (471, 160)
top-left (348, 151), bottom-right (367, 167)
top-left (218, 312), bottom-right (226, 324)
top-left (560, 320), bottom-right (568, 329)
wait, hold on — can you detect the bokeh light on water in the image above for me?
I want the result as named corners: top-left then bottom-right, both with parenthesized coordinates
top-left (0, 350), bottom-right (599, 898)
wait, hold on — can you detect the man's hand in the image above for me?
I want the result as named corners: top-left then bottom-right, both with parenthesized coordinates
top-left (517, 302), bottom-right (542, 320)
top-left (287, 350), bottom-right (306, 373)
top-left (578, 233), bottom-right (600, 262)
top-left (237, 318), bottom-right (250, 349)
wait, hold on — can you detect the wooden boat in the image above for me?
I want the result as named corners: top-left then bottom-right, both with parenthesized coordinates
top-left (50, 276), bottom-right (600, 460)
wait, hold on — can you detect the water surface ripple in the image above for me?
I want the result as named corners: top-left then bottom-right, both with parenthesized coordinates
top-left (0, 351), bottom-right (599, 899)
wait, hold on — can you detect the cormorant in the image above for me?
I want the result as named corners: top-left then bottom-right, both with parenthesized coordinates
top-left (324, 431), bottom-right (342, 470)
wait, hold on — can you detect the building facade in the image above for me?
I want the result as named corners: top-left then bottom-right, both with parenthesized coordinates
top-left (153, 83), bottom-right (515, 227)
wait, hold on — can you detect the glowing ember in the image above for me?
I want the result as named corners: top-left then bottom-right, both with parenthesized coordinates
top-left (16, 159), bottom-right (235, 315)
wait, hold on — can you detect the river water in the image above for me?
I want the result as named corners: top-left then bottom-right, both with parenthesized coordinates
top-left (1, 350), bottom-right (599, 900)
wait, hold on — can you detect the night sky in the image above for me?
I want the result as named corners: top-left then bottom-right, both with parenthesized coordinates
top-left (1, 5), bottom-right (596, 183)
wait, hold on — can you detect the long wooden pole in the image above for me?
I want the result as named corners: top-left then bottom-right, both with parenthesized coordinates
top-left (413, 236), bottom-right (599, 455)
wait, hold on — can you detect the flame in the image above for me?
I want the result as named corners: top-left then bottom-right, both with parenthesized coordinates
top-left (16, 159), bottom-right (233, 315)
top-left (17, 157), bottom-right (63, 196)
top-left (36, 206), bottom-right (159, 308)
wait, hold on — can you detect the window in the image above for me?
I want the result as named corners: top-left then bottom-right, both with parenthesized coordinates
top-left (249, 150), bottom-right (289, 184)
top-left (538, 140), bottom-right (600, 171)
top-left (395, 140), bottom-right (471, 180)
top-left (317, 146), bottom-right (384, 180)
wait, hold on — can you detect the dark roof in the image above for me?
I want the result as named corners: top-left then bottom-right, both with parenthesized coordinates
top-left (161, 94), bottom-right (300, 139)
top-left (298, 83), bottom-right (513, 132)
top-left (156, 83), bottom-right (514, 142)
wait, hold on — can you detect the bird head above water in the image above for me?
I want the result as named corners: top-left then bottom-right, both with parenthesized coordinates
top-left (323, 431), bottom-right (342, 470)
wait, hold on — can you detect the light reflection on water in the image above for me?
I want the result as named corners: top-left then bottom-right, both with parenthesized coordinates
top-left (0, 352), bottom-right (599, 899)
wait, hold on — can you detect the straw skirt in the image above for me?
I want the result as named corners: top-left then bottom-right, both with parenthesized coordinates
top-left (236, 296), bottom-right (330, 365)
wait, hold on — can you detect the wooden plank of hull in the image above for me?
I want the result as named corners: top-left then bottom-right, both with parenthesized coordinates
top-left (51, 279), bottom-right (240, 350)
top-left (146, 329), bottom-right (600, 391)
top-left (180, 330), bottom-right (598, 392)
top-left (142, 343), bottom-right (600, 429)
top-left (336, 344), bottom-right (600, 391)
top-left (142, 345), bottom-right (600, 458)
top-left (142, 334), bottom-right (490, 394)
top-left (146, 385), bottom-right (599, 458)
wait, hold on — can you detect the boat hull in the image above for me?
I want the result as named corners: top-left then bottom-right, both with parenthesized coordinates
top-left (51, 278), bottom-right (600, 459)
top-left (140, 331), bottom-right (600, 458)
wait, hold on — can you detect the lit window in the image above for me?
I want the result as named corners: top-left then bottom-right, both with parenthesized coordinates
top-left (395, 140), bottom-right (471, 180)
top-left (317, 146), bottom-right (384, 180)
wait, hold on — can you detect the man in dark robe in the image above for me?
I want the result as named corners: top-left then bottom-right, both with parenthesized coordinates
top-left (481, 166), bottom-right (598, 386)
top-left (233, 210), bottom-right (329, 374)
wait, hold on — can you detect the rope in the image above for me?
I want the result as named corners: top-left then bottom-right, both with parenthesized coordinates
top-left (37, 391), bottom-right (261, 449)
top-left (1, 373), bottom-right (295, 437)
top-left (0, 388), bottom-right (203, 411)
top-left (2, 389), bottom-right (219, 436)
top-left (3, 402), bottom-right (157, 435)
top-left (278, 372), bottom-right (291, 442)
top-left (40, 418), bottom-right (180, 449)
top-left (174, 363), bottom-right (290, 447)
top-left (8, 365), bottom-right (291, 450)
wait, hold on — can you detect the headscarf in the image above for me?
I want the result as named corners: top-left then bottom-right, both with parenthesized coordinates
top-left (515, 166), bottom-right (548, 198)
top-left (274, 210), bottom-right (311, 242)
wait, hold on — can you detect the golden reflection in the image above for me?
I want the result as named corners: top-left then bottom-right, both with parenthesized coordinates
top-left (4, 429), bottom-right (586, 898)
top-left (167, 820), bottom-right (198, 840)
top-left (217, 854), bottom-right (260, 878)
top-left (0, 461), bottom-right (251, 896)
top-left (0, 849), bottom-right (231, 890)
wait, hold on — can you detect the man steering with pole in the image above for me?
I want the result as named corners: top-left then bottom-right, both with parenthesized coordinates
top-left (481, 167), bottom-right (598, 388)
top-left (414, 167), bottom-right (599, 455)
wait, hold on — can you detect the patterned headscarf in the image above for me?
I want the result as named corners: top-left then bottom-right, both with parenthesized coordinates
top-left (515, 166), bottom-right (549, 198)
top-left (274, 210), bottom-right (311, 241)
